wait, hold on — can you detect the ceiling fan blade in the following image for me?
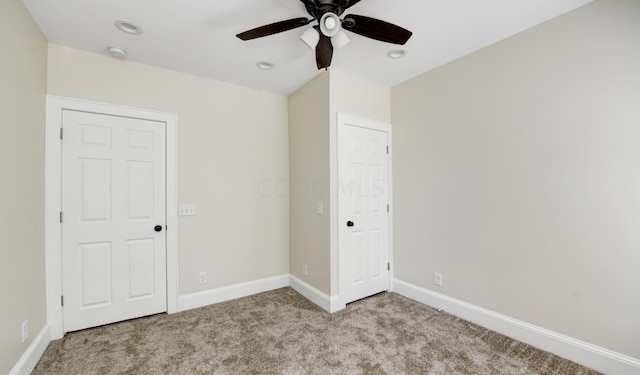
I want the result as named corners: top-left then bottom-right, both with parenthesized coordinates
top-left (342, 14), bottom-right (412, 45)
top-left (316, 33), bottom-right (334, 70)
top-left (236, 17), bottom-right (311, 41)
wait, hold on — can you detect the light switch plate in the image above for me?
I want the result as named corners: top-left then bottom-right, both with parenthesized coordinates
top-left (179, 204), bottom-right (196, 216)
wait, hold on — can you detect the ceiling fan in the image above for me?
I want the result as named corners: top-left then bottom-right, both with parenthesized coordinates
top-left (236, 0), bottom-right (413, 70)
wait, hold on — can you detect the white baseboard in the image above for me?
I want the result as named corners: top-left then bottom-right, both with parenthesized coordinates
top-left (178, 274), bottom-right (289, 312)
top-left (289, 275), bottom-right (343, 313)
top-left (9, 324), bottom-right (51, 375)
top-left (393, 279), bottom-right (640, 375)
top-left (178, 274), bottom-right (345, 314)
top-left (27, 277), bottom-right (637, 375)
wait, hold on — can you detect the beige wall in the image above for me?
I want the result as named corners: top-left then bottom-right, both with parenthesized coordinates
top-left (329, 70), bottom-right (391, 124)
top-left (392, 0), bottom-right (640, 359)
top-left (288, 72), bottom-right (331, 294)
top-left (47, 45), bottom-right (290, 295)
top-left (0, 0), bottom-right (48, 373)
top-left (329, 70), bottom-right (391, 295)
top-left (288, 69), bottom-right (391, 297)
top-left (289, 69), bottom-right (391, 296)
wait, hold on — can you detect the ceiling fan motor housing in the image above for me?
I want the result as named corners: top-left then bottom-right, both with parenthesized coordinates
top-left (306, 0), bottom-right (351, 18)
top-left (319, 0), bottom-right (345, 4)
top-left (318, 0), bottom-right (350, 8)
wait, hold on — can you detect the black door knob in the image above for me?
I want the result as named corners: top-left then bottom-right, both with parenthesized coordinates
top-left (347, 221), bottom-right (354, 227)
top-left (154, 225), bottom-right (163, 232)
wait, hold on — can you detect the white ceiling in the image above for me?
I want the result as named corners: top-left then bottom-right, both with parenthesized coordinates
top-left (22, 0), bottom-right (592, 96)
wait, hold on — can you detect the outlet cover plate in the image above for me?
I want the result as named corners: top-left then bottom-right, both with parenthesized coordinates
top-left (434, 272), bottom-right (443, 286)
top-left (198, 272), bottom-right (207, 284)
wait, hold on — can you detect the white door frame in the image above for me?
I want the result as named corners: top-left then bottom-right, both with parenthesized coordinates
top-left (336, 113), bottom-right (393, 309)
top-left (45, 96), bottom-right (179, 339)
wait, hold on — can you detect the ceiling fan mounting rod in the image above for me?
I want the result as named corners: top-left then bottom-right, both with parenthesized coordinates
top-left (318, 0), bottom-right (349, 7)
top-left (303, 0), bottom-right (354, 18)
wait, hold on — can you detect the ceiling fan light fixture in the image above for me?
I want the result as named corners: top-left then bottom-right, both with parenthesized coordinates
top-left (331, 30), bottom-right (350, 49)
top-left (300, 28), bottom-right (319, 49)
top-left (320, 12), bottom-right (341, 37)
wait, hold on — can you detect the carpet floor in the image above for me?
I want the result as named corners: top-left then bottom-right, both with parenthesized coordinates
top-left (33, 287), bottom-right (601, 374)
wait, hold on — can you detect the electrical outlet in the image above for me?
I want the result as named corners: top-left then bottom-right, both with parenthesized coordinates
top-left (21, 320), bottom-right (29, 343)
top-left (303, 264), bottom-right (308, 277)
top-left (434, 272), bottom-right (443, 287)
top-left (198, 272), bottom-right (207, 284)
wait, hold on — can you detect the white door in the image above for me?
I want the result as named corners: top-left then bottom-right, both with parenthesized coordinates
top-left (62, 110), bottom-right (167, 332)
top-left (338, 114), bottom-right (391, 305)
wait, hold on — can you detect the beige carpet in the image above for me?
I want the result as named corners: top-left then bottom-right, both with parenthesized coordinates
top-left (33, 288), bottom-right (600, 374)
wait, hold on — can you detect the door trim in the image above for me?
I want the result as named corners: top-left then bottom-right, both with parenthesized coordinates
top-left (336, 113), bottom-right (393, 309)
top-left (45, 96), bottom-right (178, 339)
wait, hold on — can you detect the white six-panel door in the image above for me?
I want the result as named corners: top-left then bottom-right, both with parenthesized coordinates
top-left (62, 110), bottom-right (167, 332)
top-left (338, 114), bottom-right (391, 305)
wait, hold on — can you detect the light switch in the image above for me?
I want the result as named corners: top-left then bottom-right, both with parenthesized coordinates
top-left (317, 201), bottom-right (323, 215)
top-left (179, 204), bottom-right (196, 216)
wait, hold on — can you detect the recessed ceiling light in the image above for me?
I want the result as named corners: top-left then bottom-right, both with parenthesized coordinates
top-left (387, 49), bottom-right (408, 59)
top-left (107, 46), bottom-right (127, 59)
top-left (256, 61), bottom-right (275, 70)
top-left (114, 20), bottom-right (143, 35)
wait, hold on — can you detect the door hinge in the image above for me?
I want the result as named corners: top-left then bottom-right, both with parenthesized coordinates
top-left (61, 295), bottom-right (64, 307)
top-left (387, 263), bottom-right (390, 271)
top-left (386, 145), bottom-right (389, 154)
top-left (60, 128), bottom-right (63, 140)
top-left (59, 211), bottom-right (63, 223)
top-left (387, 204), bottom-right (390, 212)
